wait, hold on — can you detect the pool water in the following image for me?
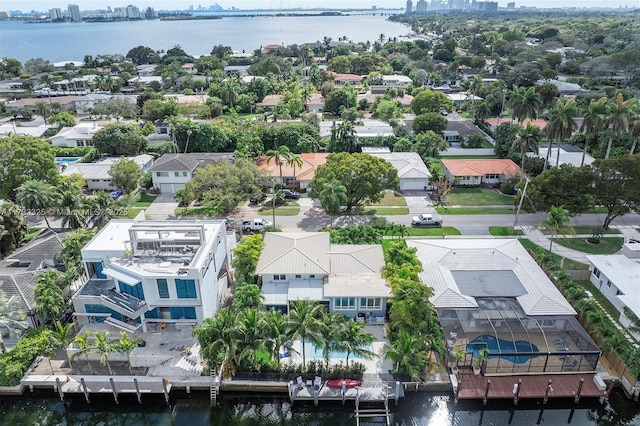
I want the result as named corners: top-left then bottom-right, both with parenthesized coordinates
top-left (303, 341), bottom-right (374, 360)
top-left (467, 335), bottom-right (539, 364)
top-left (55, 157), bottom-right (81, 164)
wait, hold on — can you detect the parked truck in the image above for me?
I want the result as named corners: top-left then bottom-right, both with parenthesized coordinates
top-left (242, 218), bottom-right (273, 232)
top-left (411, 213), bottom-right (443, 227)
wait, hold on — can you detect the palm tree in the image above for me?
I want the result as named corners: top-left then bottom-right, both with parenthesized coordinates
top-left (232, 283), bottom-right (264, 311)
top-left (335, 120), bottom-right (358, 153)
top-left (55, 188), bottom-right (87, 229)
top-left (286, 153), bottom-right (303, 187)
top-left (467, 76), bottom-right (483, 105)
top-left (334, 321), bottom-right (376, 367)
top-left (72, 331), bottom-right (94, 373)
top-left (288, 300), bottom-right (324, 367)
top-left (604, 93), bottom-right (634, 159)
top-left (34, 101), bottom-right (52, 124)
top-left (543, 98), bottom-right (577, 170)
top-left (261, 309), bottom-right (292, 366)
top-left (600, 331), bottom-right (628, 356)
top-left (319, 180), bottom-right (348, 216)
top-left (115, 332), bottom-right (143, 375)
top-left (317, 311), bottom-right (345, 367)
top-left (193, 308), bottom-right (240, 376)
top-left (509, 86), bottom-right (542, 125)
top-left (622, 307), bottom-right (640, 335)
top-left (384, 330), bottom-right (429, 381)
top-left (539, 205), bottom-right (573, 252)
top-left (629, 115), bottom-right (640, 155)
top-left (0, 201), bottom-right (27, 247)
top-left (15, 179), bottom-right (55, 229)
top-left (86, 191), bottom-right (117, 229)
top-left (92, 331), bottom-right (114, 375)
top-left (512, 122), bottom-right (542, 174)
top-left (39, 330), bottom-right (59, 374)
top-left (34, 271), bottom-right (66, 322)
top-left (0, 290), bottom-right (28, 354)
top-left (265, 145), bottom-right (293, 185)
top-left (584, 309), bottom-right (606, 331)
top-left (579, 97), bottom-right (607, 167)
top-left (51, 320), bottom-right (75, 371)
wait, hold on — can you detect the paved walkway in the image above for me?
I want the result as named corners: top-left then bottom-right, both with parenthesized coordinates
top-left (144, 193), bottom-right (179, 220)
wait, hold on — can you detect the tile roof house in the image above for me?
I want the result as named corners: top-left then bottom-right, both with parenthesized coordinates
top-left (441, 158), bottom-right (521, 186)
top-left (256, 232), bottom-right (389, 323)
top-left (148, 153), bottom-right (234, 193)
top-left (586, 240), bottom-right (640, 340)
top-left (257, 152), bottom-right (329, 189)
top-left (407, 239), bottom-right (600, 374)
top-left (260, 94), bottom-right (281, 110)
top-left (305, 93), bottom-right (325, 112)
top-left (0, 229), bottom-right (63, 328)
top-left (331, 72), bottom-right (364, 85)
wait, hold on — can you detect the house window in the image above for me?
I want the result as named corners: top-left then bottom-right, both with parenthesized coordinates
top-left (334, 297), bottom-right (355, 310)
top-left (295, 275), bottom-right (302, 279)
top-left (156, 172), bottom-right (169, 177)
top-left (593, 268), bottom-right (601, 278)
top-left (360, 298), bottom-right (382, 310)
top-left (616, 289), bottom-right (624, 296)
top-left (606, 280), bottom-right (612, 287)
top-left (309, 275), bottom-right (315, 279)
top-left (182, 172), bottom-right (188, 177)
top-left (175, 279), bottom-right (197, 298)
top-left (273, 275), bottom-right (286, 281)
top-left (169, 306), bottom-right (197, 319)
top-left (175, 172), bottom-right (180, 177)
top-left (118, 281), bottom-right (145, 300)
top-left (157, 279), bottom-right (169, 298)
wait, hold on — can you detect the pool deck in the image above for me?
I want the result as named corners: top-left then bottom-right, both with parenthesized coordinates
top-left (455, 368), bottom-right (607, 402)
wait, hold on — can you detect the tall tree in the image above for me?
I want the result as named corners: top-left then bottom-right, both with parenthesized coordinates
top-left (543, 98), bottom-right (577, 170)
top-left (15, 179), bottom-right (55, 229)
top-left (92, 331), bottom-right (114, 375)
top-left (592, 155), bottom-right (640, 229)
top-left (509, 86), bottom-right (542, 125)
top-left (115, 332), bottom-right (143, 375)
top-left (579, 97), bottom-right (607, 167)
top-left (334, 320), bottom-right (376, 367)
top-left (604, 93), bottom-right (634, 159)
top-left (512, 122), bottom-right (542, 174)
top-left (539, 205), bottom-right (573, 251)
top-left (261, 309), bottom-right (292, 366)
top-left (0, 135), bottom-right (57, 201)
top-left (55, 188), bottom-right (86, 230)
top-left (51, 321), bottom-right (75, 372)
top-left (288, 300), bottom-right (324, 367)
top-left (0, 290), bottom-right (28, 353)
top-left (92, 122), bottom-right (147, 156)
top-left (265, 145), bottom-right (294, 184)
top-left (108, 159), bottom-right (143, 195)
top-left (319, 179), bottom-right (348, 216)
top-left (0, 201), bottom-right (27, 253)
top-left (34, 271), bottom-right (66, 322)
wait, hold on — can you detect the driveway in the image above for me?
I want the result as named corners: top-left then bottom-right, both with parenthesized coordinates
top-left (144, 193), bottom-right (179, 220)
top-left (401, 191), bottom-right (436, 214)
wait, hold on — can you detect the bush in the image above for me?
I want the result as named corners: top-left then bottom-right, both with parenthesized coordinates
top-left (0, 328), bottom-right (49, 386)
top-left (53, 146), bottom-right (96, 157)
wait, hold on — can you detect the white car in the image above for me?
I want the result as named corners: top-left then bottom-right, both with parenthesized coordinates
top-left (411, 213), bottom-right (443, 227)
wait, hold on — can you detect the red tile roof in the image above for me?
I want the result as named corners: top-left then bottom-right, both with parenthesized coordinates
top-left (442, 158), bottom-right (521, 177)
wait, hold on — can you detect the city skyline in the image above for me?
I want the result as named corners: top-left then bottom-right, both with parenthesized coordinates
top-left (6, 0), bottom-right (639, 12)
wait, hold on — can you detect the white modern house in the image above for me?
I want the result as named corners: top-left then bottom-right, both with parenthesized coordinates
top-left (586, 240), bottom-right (640, 339)
top-left (148, 153), bottom-right (234, 194)
top-left (407, 239), bottom-right (600, 374)
top-left (61, 154), bottom-right (154, 191)
top-left (50, 122), bottom-right (102, 147)
top-left (72, 219), bottom-right (236, 331)
top-left (255, 232), bottom-right (390, 323)
top-left (366, 149), bottom-right (432, 191)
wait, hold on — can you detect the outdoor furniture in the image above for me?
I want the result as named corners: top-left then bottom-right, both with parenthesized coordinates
top-left (296, 376), bottom-right (304, 390)
top-left (306, 380), bottom-right (313, 388)
top-left (314, 376), bottom-right (322, 390)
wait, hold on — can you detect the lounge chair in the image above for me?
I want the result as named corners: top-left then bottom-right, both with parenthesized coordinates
top-left (296, 376), bottom-right (304, 390)
top-left (314, 376), bottom-right (322, 390)
top-left (564, 359), bottom-right (579, 370)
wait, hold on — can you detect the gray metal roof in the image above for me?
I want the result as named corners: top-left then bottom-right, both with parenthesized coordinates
top-left (148, 153), bottom-right (234, 172)
top-left (453, 270), bottom-right (526, 297)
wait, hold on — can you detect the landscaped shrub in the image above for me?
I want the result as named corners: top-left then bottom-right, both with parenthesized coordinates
top-left (0, 328), bottom-right (49, 386)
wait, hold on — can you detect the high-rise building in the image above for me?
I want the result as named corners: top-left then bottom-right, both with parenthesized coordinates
top-left (406, 0), bottom-right (413, 13)
top-left (416, 0), bottom-right (428, 13)
top-left (67, 4), bottom-right (81, 21)
top-left (506, 2), bottom-right (515, 8)
top-left (49, 8), bottom-right (62, 20)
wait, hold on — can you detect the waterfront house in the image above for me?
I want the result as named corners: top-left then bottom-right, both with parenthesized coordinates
top-left (407, 239), bottom-right (600, 374)
top-left (0, 229), bottom-right (63, 328)
top-left (71, 219), bottom-right (236, 331)
top-left (441, 158), bottom-right (521, 186)
top-left (586, 240), bottom-right (640, 340)
top-left (256, 232), bottom-right (389, 323)
top-left (148, 152), bottom-right (234, 194)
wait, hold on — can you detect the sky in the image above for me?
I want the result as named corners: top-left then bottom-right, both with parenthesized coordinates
top-left (6, 0), bottom-right (638, 12)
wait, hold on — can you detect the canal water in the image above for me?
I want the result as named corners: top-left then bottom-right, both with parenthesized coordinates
top-left (1, 390), bottom-right (639, 425)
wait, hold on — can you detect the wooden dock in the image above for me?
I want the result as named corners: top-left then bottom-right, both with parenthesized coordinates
top-left (289, 379), bottom-right (404, 407)
top-left (454, 368), bottom-right (609, 404)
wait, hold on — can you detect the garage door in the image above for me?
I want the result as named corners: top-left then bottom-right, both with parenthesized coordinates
top-left (400, 178), bottom-right (428, 191)
top-left (159, 183), bottom-right (175, 193)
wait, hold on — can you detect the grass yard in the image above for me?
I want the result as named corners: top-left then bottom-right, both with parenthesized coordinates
top-left (123, 207), bottom-right (145, 219)
top-left (405, 226), bottom-right (461, 236)
top-left (24, 228), bottom-right (43, 242)
top-left (436, 207), bottom-right (515, 215)
top-left (519, 239), bottom-right (589, 270)
top-left (489, 226), bottom-right (524, 236)
top-left (259, 206), bottom-right (301, 216)
top-left (576, 280), bottom-right (620, 319)
top-left (446, 188), bottom-right (515, 206)
top-left (552, 237), bottom-right (624, 255)
top-left (133, 193), bottom-right (157, 207)
top-left (370, 191), bottom-right (408, 207)
top-left (364, 207), bottom-right (410, 215)
top-left (176, 206), bottom-right (222, 216)
top-left (572, 226), bottom-right (620, 235)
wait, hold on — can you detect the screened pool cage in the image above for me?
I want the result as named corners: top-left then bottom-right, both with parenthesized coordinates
top-left (440, 298), bottom-right (600, 375)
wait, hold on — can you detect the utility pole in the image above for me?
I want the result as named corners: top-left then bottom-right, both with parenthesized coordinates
top-left (513, 176), bottom-right (529, 230)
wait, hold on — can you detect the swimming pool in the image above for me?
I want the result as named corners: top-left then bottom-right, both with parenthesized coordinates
top-left (303, 341), bottom-right (374, 360)
top-left (467, 335), bottom-right (539, 365)
top-left (55, 157), bottom-right (81, 164)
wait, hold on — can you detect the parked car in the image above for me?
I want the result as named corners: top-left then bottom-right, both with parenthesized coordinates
top-left (110, 189), bottom-right (123, 200)
top-left (250, 193), bottom-right (268, 204)
top-left (411, 213), bottom-right (443, 227)
top-left (281, 189), bottom-right (300, 200)
top-left (242, 218), bottom-right (273, 232)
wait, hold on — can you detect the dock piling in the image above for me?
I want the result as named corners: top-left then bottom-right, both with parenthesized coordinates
top-left (574, 378), bottom-right (584, 404)
top-left (80, 378), bottom-right (90, 403)
top-left (513, 379), bottom-right (521, 406)
top-left (605, 379), bottom-right (616, 402)
top-left (133, 378), bottom-right (142, 404)
top-left (341, 380), bottom-right (346, 406)
top-left (395, 381), bottom-right (401, 406)
top-left (55, 377), bottom-right (64, 402)
top-left (162, 378), bottom-right (170, 404)
top-left (483, 380), bottom-right (491, 405)
top-left (543, 379), bottom-right (552, 405)
top-left (110, 378), bottom-right (119, 404)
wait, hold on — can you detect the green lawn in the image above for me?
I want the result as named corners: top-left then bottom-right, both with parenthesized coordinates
top-left (370, 191), bottom-right (408, 207)
top-left (519, 239), bottom-right (589, 270)
top-left (436, 207), bottom-right (515, 215)
top-left (575, 280), bottom-right (620, 319)
top-left (489, 226), bottom-right (524, 236)
top-left (259, 206), bottom-right (301, 216)
top-left (573, 226), bottom-right (620, 235)
top-left (123, 207), bottom-right (145, 219)
top-left (364, 207), bottom-right (410, 215)
top-left (552, 237), bottom-right (624, 255)
top-left (24, 228), bottom-right (43, 242)
top-left (405, 226), bottom-right (461, 236)
top-left (446, 188), bottom-right (515, 206)
top-left (133, 193), bottom-right (157, 207)
top-left (176, 206), bottom-right (222, 216)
